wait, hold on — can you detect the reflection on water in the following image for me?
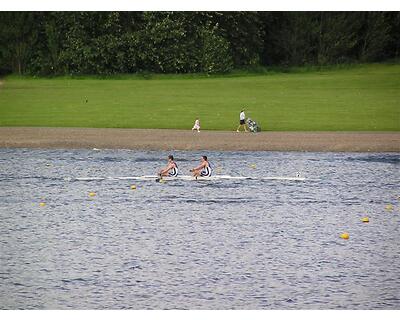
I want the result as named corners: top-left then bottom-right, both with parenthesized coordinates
top-left (0, 149), bottom-right (399, 309)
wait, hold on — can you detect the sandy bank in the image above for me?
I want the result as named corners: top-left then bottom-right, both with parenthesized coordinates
top-left (0, 127), bottom-right (399, 152)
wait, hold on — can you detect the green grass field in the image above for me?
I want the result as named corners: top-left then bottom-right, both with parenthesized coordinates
top-left (0, 63), bottom-right (399, 131)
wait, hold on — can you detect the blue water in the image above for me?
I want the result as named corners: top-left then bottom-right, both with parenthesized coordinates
top-left (0, 148), bottom-right (399, 309)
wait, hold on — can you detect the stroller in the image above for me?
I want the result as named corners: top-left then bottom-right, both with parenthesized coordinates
top-left (246, 118), bottom-right (261, 133)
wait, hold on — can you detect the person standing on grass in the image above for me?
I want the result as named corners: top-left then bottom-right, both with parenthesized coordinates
top-left (192, 118), bottom-right (200, 132)
top-left (236, 109), bottom-right (248, 132)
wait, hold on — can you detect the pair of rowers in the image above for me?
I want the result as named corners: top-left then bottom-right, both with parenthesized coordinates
top-left (158, 155), bottom-right (212, 179)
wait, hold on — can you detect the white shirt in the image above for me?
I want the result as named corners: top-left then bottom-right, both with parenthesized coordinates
top-left (193, 119), bottom-right (200, 128)
top-left (240, 112), bottom-right (245, 120)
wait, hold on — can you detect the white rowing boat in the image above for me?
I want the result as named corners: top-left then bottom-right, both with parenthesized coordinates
top-left (72, 175), bottom-right (305, 182)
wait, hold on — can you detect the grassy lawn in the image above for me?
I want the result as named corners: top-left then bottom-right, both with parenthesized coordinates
top-left (0, 63), bottom-right (399, 131)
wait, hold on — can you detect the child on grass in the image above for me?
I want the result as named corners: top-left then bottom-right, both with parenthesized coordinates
top-left (192, 118), bottom-right (200, 132)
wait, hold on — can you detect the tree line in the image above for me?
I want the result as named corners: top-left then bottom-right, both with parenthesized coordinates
top-left (0, 11), bottom-right (399, 76)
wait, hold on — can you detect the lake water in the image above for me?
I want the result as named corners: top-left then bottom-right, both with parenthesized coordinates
top-left (0, 148), bottom-right (399, 309)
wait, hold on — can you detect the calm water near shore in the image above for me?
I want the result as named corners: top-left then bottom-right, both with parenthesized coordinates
top-left (0, 148), bottom-right (399, 309)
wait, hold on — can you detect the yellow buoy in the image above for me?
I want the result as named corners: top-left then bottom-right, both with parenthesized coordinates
top-left (39, 202), bottom-right (46, 207)
top-left (340, 233), bottom-right (350, 240)
top-left (361, 217), bottom-right (369, 223)
top-left (250, 164), bottom-right (256, 169)
top-left (385, 204), bottom-right (393, 211)
top-left (130, 185), bottom-right (137, 190)
top-left (89, 192), bottom-right (96, 197)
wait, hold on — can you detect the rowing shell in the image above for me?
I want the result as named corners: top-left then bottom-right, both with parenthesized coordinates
top-left (71, 175), bottom-right (305, 182)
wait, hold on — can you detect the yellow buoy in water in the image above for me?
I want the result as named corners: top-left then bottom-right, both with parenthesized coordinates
top-left (385, 204), bottom-right (393, 211)
top-left (250, 164), bottom-right (256, 169)
top-left (39, 202), bottom-right (46, 207)
top-left (89, 192), bottom-right (96, 197)
top-left (340, 233), bottom-right (350, 240)
top-left (361, 217), bottom-right (369, 223)
top-left (130, 185), bottom-right (137, 190)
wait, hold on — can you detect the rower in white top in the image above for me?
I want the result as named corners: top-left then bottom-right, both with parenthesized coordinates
top-left (190, 155), bottom-right (212, 179)
top-left (157, 155), bottom-right (178, 182)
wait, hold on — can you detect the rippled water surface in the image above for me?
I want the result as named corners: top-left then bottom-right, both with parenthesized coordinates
top-left (0, 148), bottom-right (399, 309)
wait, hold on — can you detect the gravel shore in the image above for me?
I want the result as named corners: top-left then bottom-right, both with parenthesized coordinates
top-left (0, 127), bottom-right (399, 152)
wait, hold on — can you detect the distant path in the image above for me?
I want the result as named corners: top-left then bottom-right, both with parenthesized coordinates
top-left (0, 127), bottom-right (399, 152)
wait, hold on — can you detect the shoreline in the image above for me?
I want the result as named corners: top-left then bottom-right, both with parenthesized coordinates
top-left (0, 127), bottom-right (399, 152)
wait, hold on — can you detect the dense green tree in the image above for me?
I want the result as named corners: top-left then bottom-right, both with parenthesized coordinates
top-left (356, 12), bottom-right (391, 62)
top-left (209, 11), bottom-right (265, 66)
top-left (137, 12), bottom-right (203, 73)
top-left (200, 22), bottom-right (233, 73)
top-left (317, 12), bottom-right (360, 64)
top-left (0, 11), bottom-right (398, 76)
top-left (0, 12), bottom-right (39, 74)
top-left (385, 12), bottom-right (400, 59)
